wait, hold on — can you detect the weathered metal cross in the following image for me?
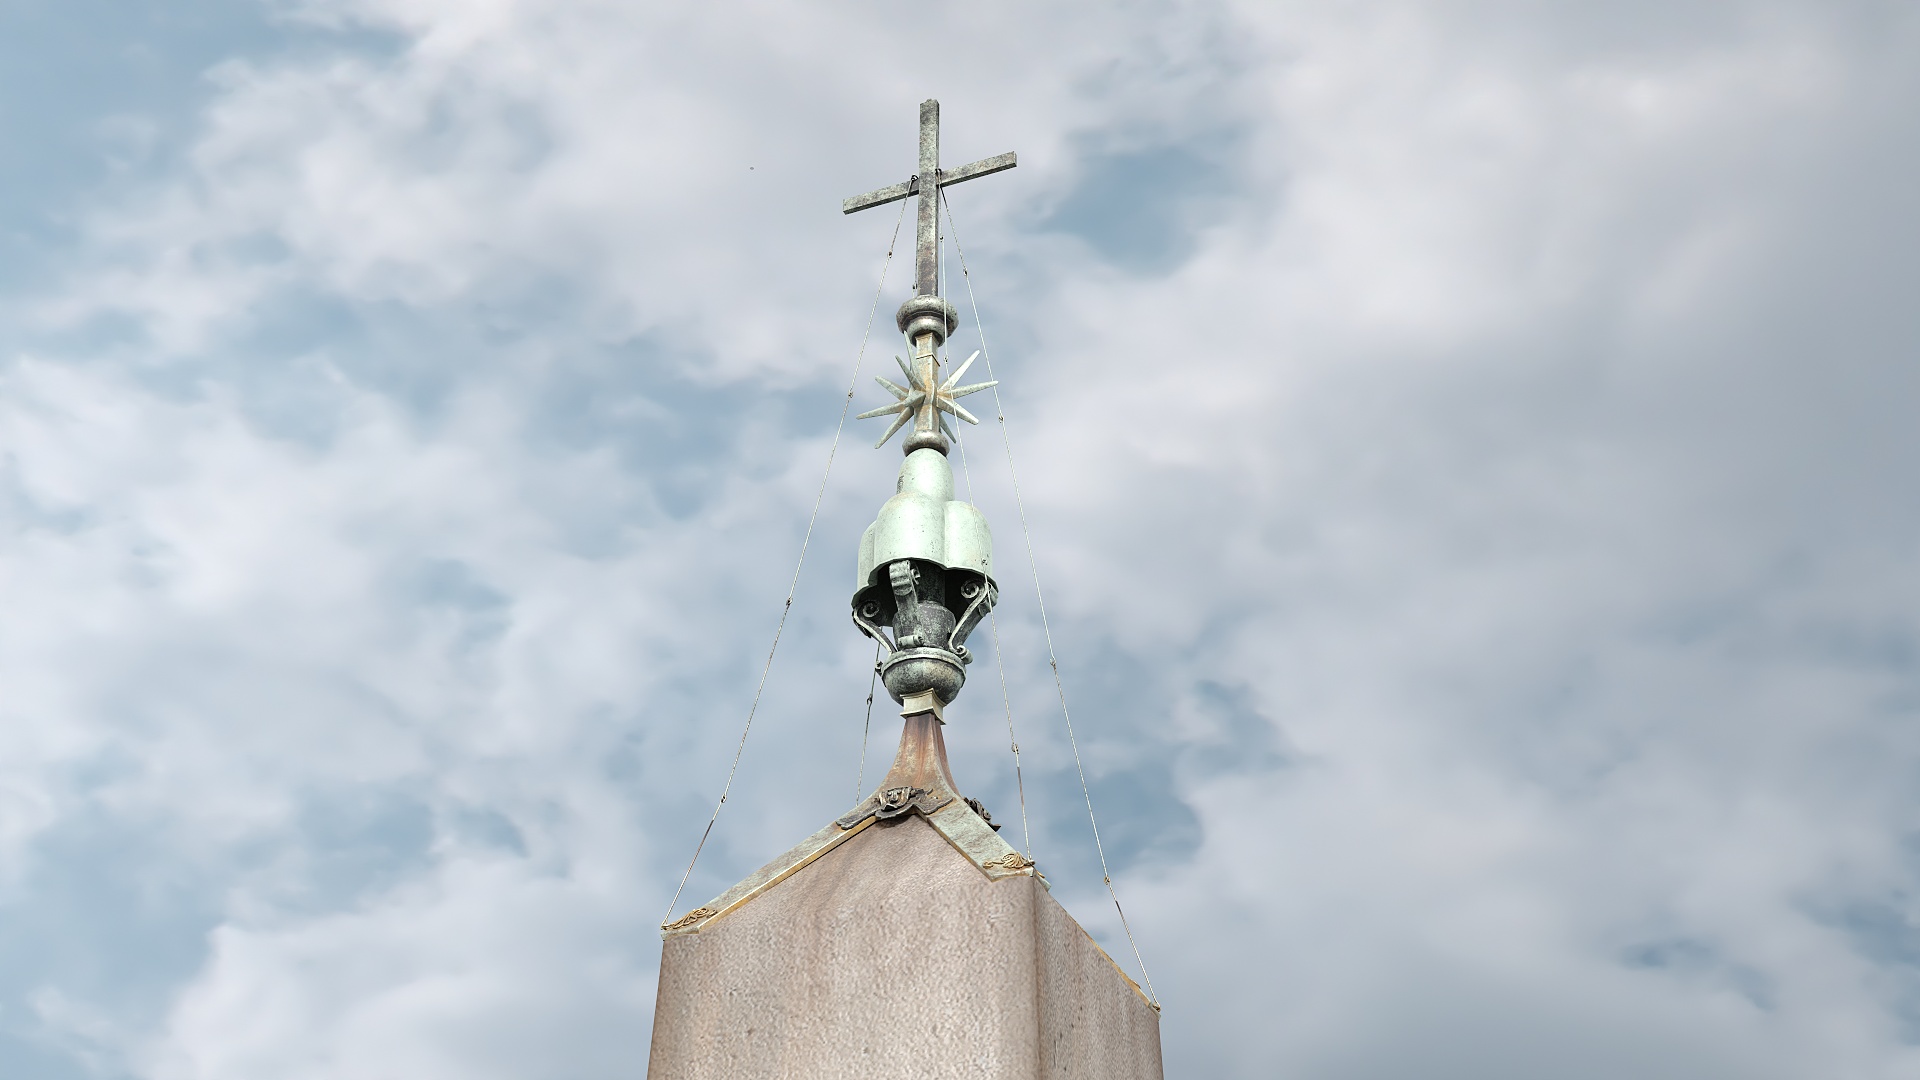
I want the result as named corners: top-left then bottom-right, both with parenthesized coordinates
top-left (844, 100), bottom-right (1014, 454)
top-left (843, 99), bottom-right (1016, 298)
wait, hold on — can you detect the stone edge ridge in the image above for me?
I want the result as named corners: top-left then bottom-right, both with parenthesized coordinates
top-left (662, 802), bottom-right (1034, 938)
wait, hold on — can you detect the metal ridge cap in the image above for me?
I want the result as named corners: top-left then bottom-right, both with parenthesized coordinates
top-left (660, 814), bottom-right (878, 937)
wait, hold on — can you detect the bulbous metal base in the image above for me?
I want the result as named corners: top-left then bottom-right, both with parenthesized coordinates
top-left (881, 646), bottom-right (967, 704)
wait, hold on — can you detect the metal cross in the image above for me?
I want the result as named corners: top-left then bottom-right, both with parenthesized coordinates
top-left (843, 100), bottom-right (1014, 454)
top-left (843, 100), bottom-right (1015, 298)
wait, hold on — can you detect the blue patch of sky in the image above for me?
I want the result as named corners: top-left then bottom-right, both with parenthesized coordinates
top-left (0, 807), bottom-right (225, 1078)
top-left (52, 279), bottom-right (788, 559)
top-left (1835, 898), bottom-right (1920, 968)
top-left (1792, 614), bottom-right (1920, 674)
top-left (1008, 638), bottom-right (1296, 885)
top-left (0, 776), bottom-right (439, 1060)
top-left (1619, 936), bottom-right (1774, 1010)
top-left (602, 726), bottom-right (650, 791)
top-left (404, 87), bottom-right (556, 178)
top-left (1078, 757), bottom-right (1202, 873)
top-left (0, 0), bottom-right (404, 296)
top-left (0, 1032), bottom-right (102, 1080)
top-left (98, 255), bottom-right (828, 546)
top-left (400, 556), bottom-right (513, 655)
top-left (445, 805), bottom-right (529, 859)
top-left (527, 334), bottom-right (757, 525)
top-left (1180, 680), bottom-right (1291, 776)
top-left (1034, 127), bottom-right (1247, 276)
top-left (1493, 653), bottom-right (1657, 798)
top-left (122, 287), bottom-right (536, 423)
top-left (1835, 897), bottom-right (1920, 1042)
top-left (0, 744), bottom-right (448, 1075)
top-left (284, 789), bottom-right (438, 910)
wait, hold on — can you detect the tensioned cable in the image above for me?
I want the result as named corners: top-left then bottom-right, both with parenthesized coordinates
top-left (943, 226), bottom-right (1034, 859)
top-left (942, 188), bottom-right (1160, 1008)
top-left (986, 612), bottom-right (1033, 856)
top-left (952, 425), bottom-right (1033, 857)
top-left (854, 639), bottom-right (881, 802)
top-left (661, 196), bottom-right (910, 927)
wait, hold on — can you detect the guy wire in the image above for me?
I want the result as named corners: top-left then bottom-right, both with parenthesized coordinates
top-left (855, 639), bottom-right (880, 802)
top-left (944, 225), bottom-right (1035, 859)
top-left (661, 196), bottom-right (910, 928)
top-left (942, 188), bottom-right (1160, 1008)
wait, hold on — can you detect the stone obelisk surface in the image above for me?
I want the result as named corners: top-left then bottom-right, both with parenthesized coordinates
top-left (648, 101), bottom-right (1163, 1080)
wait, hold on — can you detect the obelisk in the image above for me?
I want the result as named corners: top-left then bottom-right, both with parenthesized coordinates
top-left (647, 100), bottom-right (1164, 1080)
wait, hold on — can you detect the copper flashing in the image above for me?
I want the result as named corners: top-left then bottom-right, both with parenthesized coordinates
top-left (661, 715), bottom-right (1035, 938)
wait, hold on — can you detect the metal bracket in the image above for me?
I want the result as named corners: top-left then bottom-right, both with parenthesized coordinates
top-left (835, 785), bottom-right (953, 830)
top-left (850, 607), bottom-right (896, 656)
top-left (948, 578), bottom-right (997, 661)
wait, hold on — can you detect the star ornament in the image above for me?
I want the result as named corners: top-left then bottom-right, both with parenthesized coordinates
top-left (858, 350), bottom-right (999, 448)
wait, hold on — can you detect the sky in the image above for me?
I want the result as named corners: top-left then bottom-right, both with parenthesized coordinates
top-left (1, 0), bottom-right (1918, 1076)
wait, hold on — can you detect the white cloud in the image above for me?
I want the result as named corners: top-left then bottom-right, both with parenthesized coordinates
top-left (3, 0), bottom-right (1920, 1077)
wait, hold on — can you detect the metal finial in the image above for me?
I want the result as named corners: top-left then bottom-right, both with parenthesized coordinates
top-left (841, 104), bottom-right (1013, 713)
top-left (842, 100), bottom-right (1016, 459)
top-left (856, 351), bottom-right (998, 449)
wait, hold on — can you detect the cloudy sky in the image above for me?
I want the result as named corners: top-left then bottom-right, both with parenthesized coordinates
top-left (2, 0), bottom-right (1918, 1076)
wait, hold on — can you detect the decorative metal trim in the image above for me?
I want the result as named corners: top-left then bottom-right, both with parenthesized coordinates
top-left (836, 784), bottom-right (953, 830)
top-left (850, 606), bottom-right (895, 656)
top-left (948, 578), bottom-right (997, 659)
top-left (661, 907), bottom-right (716, 931)
top-left (985, 852), bottom-right (1035, 872)
top-left (964, 796), bottom-right (1002, 831)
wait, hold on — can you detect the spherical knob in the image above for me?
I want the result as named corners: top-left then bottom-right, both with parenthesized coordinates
top-left (895, 296), bottom-right (959, 346)
top-left (881, 647), bottom-right (967, 705)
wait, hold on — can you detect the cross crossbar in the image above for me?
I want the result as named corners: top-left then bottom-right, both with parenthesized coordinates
top-left (842, 100), bottom-right (1015, 299)
top-left (841, 151), bottom-right (1017, 216)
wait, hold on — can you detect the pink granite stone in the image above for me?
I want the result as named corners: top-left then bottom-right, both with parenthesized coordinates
top-left (648, 813), bottom-right (1162, 1079)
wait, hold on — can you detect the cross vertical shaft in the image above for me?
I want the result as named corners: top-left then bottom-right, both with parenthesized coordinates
top-left (916, 99), bottom-right (941, 298)
top-left (909, 102), bottom-right (943, 451)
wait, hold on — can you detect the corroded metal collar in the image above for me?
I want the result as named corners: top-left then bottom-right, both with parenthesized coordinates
top-left (898, 689), bottom-right (945, 722)
top-left (895, 295), bottom-right (959, 346)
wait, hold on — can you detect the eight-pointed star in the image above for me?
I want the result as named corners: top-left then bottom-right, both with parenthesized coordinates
top-left (858, 351), bottom-right (999, 448)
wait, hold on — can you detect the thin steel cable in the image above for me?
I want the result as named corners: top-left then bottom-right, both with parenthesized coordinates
top-left (661, 197), bottom-right (909, 928)
top-left (855, 639), bottom-right (880, 802)
top-left (988, 612), bottom-right (1033, 856)
top-left (945, 226), bottom-right (1034, 859)
top-left (942, 189), bottom-right (1160, 1008)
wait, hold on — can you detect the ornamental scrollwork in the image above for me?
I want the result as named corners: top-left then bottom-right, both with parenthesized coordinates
top-left (661, 907), bottom-right (716, 931)
top-left (836, 785), bottom-right (952, 829)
